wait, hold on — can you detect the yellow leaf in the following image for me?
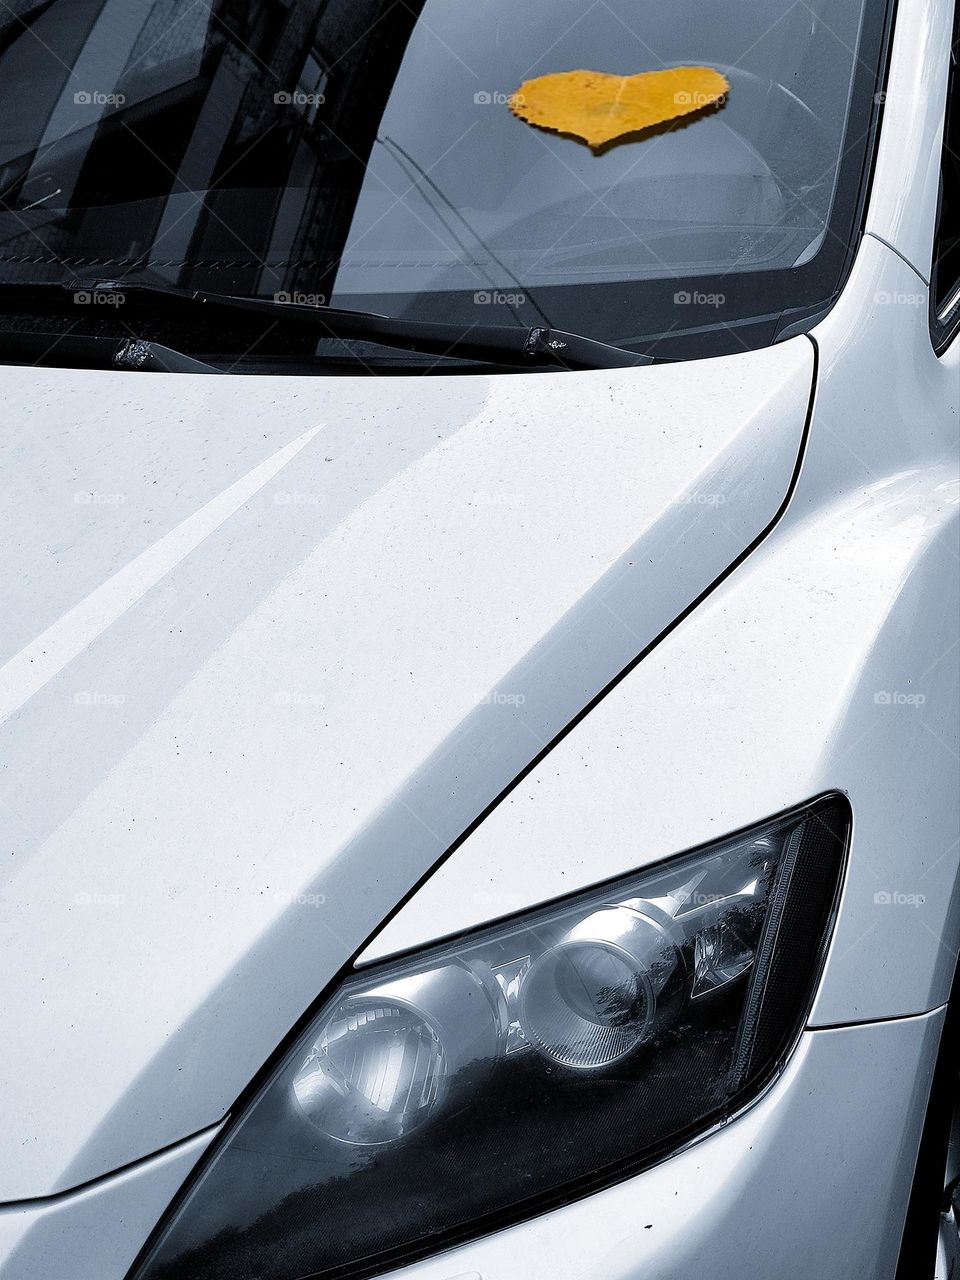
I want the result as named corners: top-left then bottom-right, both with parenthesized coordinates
top-left (509, 66), bottom-right (729, 152)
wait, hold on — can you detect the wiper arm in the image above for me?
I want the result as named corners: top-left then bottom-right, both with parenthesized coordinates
top-left (0, 281), bottom-right (652, 371)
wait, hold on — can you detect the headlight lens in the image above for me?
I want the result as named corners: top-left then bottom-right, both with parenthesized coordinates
top-left (132, 795), bottom-right (848, 1280)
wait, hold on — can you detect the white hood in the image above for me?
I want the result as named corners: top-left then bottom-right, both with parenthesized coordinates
top-left (0, 340), bottom-right (813, 1199)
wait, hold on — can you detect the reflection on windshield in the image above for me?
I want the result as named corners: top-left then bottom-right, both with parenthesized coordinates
top-left (0, 0), bottom-right (878, 349)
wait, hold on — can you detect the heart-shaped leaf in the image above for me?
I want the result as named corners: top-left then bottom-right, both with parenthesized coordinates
top-left (509, 66), bottom-right (729, 152)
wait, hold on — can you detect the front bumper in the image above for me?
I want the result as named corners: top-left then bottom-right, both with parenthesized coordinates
top-left (0, 1006), bottom-right (941, 1280)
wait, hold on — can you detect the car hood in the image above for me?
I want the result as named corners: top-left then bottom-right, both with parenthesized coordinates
top-left (0, 341), bottom-right (813, 1199)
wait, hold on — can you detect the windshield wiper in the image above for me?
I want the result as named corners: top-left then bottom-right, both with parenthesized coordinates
top-left (0, 281), bottom-right (654, 371)
top-left (0, 327), bottom-right (220, 373)
top-left (116, 282), bottom-right (655, 369)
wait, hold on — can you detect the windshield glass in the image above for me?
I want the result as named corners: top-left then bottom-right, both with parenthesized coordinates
top-left (0, 0), bottom-right (886, 357)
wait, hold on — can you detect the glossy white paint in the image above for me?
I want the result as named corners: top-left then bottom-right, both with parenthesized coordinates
top-left (0, 341), bottom-right (813, 1199)
top-left (362, 237), bottom-right (960, 1027)
top-left (0, 425), bottom-right (321, 723)
top-left (0, 1128), bottom-right (219, 1280)
top-left (864, 0), bottom-right (953, 279)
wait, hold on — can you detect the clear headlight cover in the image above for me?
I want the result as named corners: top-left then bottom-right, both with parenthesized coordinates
top-left (132, 795), bottom-right (849, 1280)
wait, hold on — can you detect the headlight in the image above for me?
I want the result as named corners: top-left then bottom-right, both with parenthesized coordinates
top-left (131, 795), bottom-right (848, 1280)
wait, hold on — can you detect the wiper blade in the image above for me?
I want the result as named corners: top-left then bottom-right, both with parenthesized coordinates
top-left (185, 289), bottom-right (654, 370)
top-left (0, 326), bottom-right (219, 373)
top-left (0, 281), bottom-right (653, 371)
top-left (112, 336), bottom-right (218, 373)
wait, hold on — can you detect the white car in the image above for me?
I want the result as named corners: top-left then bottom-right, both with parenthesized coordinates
top-left (0, 1), bottom-right (957, 1278)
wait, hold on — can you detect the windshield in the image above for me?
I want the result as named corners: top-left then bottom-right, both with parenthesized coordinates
top-left (0, 0), bottom-right (887, 360)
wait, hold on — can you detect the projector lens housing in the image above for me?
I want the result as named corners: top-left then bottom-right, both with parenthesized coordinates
top-left (292, 965), bottom-right (500, 1143)
top-left (520, 906), bottom-right (682, 1068)
top-left (131, 795), bottom-right (849, 1280)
